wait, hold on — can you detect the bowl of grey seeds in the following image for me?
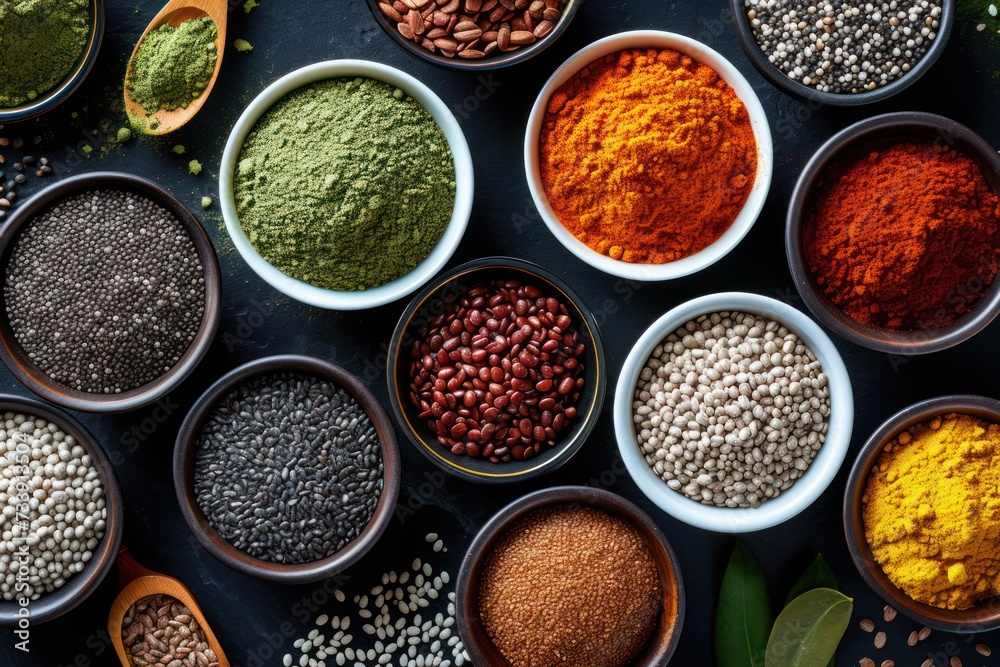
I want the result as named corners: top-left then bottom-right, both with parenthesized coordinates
top-left (730, 0), bottom-right (954, 105)
top-left (0, 394), bottom-right (123, 626)
top-left (0, 172), bottom-right (222, 413)
top-left (173, 355), bottom-right (401, 583)
top-left (613, 292), bottom-right (854, 533)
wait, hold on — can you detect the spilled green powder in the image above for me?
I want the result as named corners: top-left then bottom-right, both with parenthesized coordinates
top-left (234, 39), bottom-right (254, 53)
top-left (959, 0), bottom-right (1000, 77)
top-left (172, 144), bottom-right (186, 154)
top-left (189, 160), bottom-right (203, 175)
top-left (116, 127), bottom-right (132, 142)
top-left (126, 17), bottom-right (218, 115)
top-left (201, 196), bottom-right (213, 208)
top-left (0, 0), bottom-right (91, 107)
top-left (243, 0), bottom-right (259, 13)
top-left (233, 77), bottom-right (456, 292)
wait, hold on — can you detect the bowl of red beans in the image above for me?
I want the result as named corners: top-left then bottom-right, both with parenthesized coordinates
top-left (387, 257), bottom-right (606, 483)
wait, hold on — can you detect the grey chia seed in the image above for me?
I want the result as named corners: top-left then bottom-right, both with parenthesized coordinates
top-left (745, 0), bottom-right (942, 93)
top-left (193, 373), bottom-right (384, 564)
top-left (4, 189), bottom-right (206, 394)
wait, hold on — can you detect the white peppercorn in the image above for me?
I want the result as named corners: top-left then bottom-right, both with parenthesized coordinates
top-left (632, 311), bottom-right (831, 508)
top-left (0, 412), bottom-right (107, 600)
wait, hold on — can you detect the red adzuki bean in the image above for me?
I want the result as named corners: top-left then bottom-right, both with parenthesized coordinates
top-left (408, 280), bottom-right (585, 463)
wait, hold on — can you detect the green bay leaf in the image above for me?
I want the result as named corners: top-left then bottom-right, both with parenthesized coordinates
top-left (766, 588), bottom-right (853, 667)
top-left (784, 554), bottom-right (838, 608)
top-left (715, 542), bottom-right (772, 667)
top-left (784, 554), bottom-right (839, 667)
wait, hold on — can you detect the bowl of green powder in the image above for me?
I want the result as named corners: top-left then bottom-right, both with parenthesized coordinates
top-left (220, 60), bottom-right (474, 310)
top-left (0, 0), bottom-right (104, 121)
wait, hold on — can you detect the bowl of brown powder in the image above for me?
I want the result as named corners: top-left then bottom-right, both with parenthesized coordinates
top-left (456, 486), bottom-right (685, 666)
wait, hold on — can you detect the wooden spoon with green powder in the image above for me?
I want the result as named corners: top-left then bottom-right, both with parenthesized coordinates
top-left (124, 0), bottom-right (228, 135)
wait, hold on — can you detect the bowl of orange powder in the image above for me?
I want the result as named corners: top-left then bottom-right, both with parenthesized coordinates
top-left (787, 112), bottom-right (1000, 355)
top-left (524, 30), bottom-right (773, 281)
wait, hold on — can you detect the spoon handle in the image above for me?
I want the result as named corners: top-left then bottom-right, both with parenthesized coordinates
top-left (115, 546), bottom-right (159, 593)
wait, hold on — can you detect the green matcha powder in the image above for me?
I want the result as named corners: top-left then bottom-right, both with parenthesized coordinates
top-left (234, 77), bottom-right (456, 292)
top-left (0, 0), bottom-right (91, 108)
top-left (126, 16), bottom-right (218, 115)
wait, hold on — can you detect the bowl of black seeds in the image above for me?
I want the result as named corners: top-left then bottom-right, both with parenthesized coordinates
top-left (730, 0), bottom-right (954, 105)
top-left (0, 172), bottom-right (222, 412)
top-left (173, 355), bottom-right (401, 583)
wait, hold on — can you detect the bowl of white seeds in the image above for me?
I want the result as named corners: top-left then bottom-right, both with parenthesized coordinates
top-left (613, 292), bottom-right (853, 533)
top-left (0, 395), bottom-right (123, 625)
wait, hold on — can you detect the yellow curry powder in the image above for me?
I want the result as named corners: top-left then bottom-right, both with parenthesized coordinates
top-left (862, 413), bottom-right (1000, 610)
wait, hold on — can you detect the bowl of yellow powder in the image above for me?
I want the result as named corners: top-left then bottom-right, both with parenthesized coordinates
top-left (846, 395), bottom-right (1000, 631)
top-left (220, 60), bottom-right (474, 311)
top-left (524, 31), bottom-right (773, 281)
top-left (0, 0), bottom-right (104, 121)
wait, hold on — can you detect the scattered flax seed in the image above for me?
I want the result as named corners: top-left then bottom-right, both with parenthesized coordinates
top-left (883, 605), bottom-right (897, 622)
top-left (921, 661), bottom-right (933, 667)
top-left (918, 626), bottom-right (932, 641)
top-left (976, 643), bottom-right (992, 657)
top-left (880, 661), bottom-right (894, 667)
top-left (949, 657), bottom-right (961, 667)
top-left (908, 630), bottom-right (919, 646)
top-left (874, 631), bottom-right (886, 649)
top-left (860, 618), bottom-right (875, 632)
top-left (860, 658), bottom-right (875, 667)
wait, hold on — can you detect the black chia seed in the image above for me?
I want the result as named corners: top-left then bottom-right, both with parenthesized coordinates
top-left (193, 372), bottom-right (385, 564)
top-left (4, 189), bottom-right (206, 394)
top-left (745, 0), bottom-right (943, 94)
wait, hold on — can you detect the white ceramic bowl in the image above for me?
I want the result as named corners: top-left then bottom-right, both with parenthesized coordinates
top-left (220, 60), bottom-right (474, 310)
top-left (614, 292), bottom-right (854, 533)
top-left (525, 31), bottom-right (773, 282)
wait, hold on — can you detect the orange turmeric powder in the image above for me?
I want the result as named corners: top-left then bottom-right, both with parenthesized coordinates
top-left (539, 48), bottom-right (758, 265)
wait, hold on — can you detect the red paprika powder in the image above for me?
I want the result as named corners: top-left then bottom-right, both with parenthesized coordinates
top-left (804, 141), bottom-right (1000, 331)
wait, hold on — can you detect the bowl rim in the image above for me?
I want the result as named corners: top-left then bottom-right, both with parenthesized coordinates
top-left (843, 394), bottom-right (1000, 632)
top-left (455, 485), bottom-right (686, 666)
top-left (0, 171), bottom-right (223, 413)
top-left (0, 0), bottom-right (105, 122)
top-left (364, 0), bottom-right (581, 71)
top-left (172, 354), bottom-right (401, 584)
top-left (524, 29), bottom-right (774, 282)
top-left (386, 256), bottom-right (607, 483)
top-left (729, 0), bottom-right (955, 107)
top-left (218, 59), bottom-right (474, 311)
top-left (786, 111), bottom-right (1000, 355)
top-left (0, 394), bottom-right (123, 626)
top-left (613, 292), bottom-right (854, 533)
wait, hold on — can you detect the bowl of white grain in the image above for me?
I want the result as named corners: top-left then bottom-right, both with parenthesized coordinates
top-left (613, 292), bottom-right (853, 533)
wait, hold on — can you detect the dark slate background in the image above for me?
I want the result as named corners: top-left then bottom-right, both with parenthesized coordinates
top-left (2, 1), bottom-right (1000, 665)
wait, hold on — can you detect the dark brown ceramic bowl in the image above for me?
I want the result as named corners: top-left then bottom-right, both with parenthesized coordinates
top-left (0, 172), bottom-right (222, 413)
top-left (457, 486), bottom-right (685, 665)
top-left (387, 257), bottom-right (606, 484)
top-left (0, 395), bottom-right (123, 626)
top-left (844, 395), bottom-right (1000, 632)
top-left (0, 0), bottom-right (105, 122)
top-left (173, 355), bottom-right (401, 584)
top-left (365, 0), bottom-right (579, 71)
top-left (730, 0), bottom-right (953, 106)
top-left (787, 112), bottom-right (1000, 354)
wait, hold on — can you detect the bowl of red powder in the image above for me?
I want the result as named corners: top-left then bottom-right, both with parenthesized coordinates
top-left (524, 30), bottom-right (773, 281)
top-left (787, 112), bottom-right (1000, 354)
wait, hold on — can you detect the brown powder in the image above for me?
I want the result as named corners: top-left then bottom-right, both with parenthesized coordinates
top-left (478, 504), bottom-right (662, 667)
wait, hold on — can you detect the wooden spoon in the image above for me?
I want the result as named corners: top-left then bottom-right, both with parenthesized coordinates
top-left (124, 0), bottom-right (228, 135)
top-left (108, 546), bottom-right (230, 667)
